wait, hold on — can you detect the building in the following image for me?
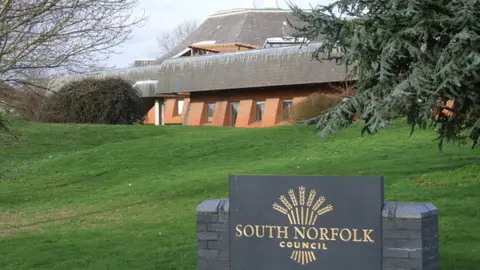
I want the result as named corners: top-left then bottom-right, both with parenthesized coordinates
top-left (53, 4), bottom-right (350, 128)
top-left (132, 59), bottom-right (157, 67)
top-left (143, 44), bottom-right (348, 127)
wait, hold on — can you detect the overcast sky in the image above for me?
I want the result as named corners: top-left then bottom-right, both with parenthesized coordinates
top-left (105, 0), bottom-right (332, 68)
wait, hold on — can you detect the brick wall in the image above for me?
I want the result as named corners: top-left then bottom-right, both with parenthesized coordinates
top-left (155, 84), bottom-right (342, 127)
top-left (196, 199), bottom-right (440, 270)
top-left (382, 202), bottom-right (440, 270)
top-left (196, 199), bottom-right (230, 270)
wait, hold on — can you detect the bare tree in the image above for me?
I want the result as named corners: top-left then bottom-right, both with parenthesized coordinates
top-left (4, 69), bottom-right (51, 114)
top-left (0, 0), bottom-right (147, 133)
top-left (0, 0), bottom-right (147, 89)
top-left (157, 20), bottom-right (198, 54)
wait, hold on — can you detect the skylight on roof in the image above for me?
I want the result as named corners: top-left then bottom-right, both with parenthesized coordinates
top-left (133, 80), bottom-right (158, 85)
top-left (172, 48), bottom-right (192, 59)
top-left (133, 80), bottom-right (158, 92)
top-left (263, 37), bottom-right (309, 48)
top-left (192, 40), bottom-right (216, 45)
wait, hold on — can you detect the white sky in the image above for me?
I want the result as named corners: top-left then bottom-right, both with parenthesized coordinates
top-left (105, 0), bottom-right (332, 68)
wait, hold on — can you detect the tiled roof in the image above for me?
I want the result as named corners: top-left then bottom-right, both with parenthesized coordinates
top-left (53, 44), bottom-right (348, 97)
top-left (154, 8), bottom-right (302, 64)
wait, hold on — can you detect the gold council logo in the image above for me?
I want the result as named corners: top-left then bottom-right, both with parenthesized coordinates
top-left (234, 186), bottom-right (376, 266)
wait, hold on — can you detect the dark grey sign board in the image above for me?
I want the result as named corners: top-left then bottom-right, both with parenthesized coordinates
top-left (229, 174), bottom-right (384, 270)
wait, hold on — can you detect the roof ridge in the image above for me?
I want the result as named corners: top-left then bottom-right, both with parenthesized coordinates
top-left (235, 11), bottom-right (250, 45)
top-left (229, 13), bottom-right (250, 42)
top-left (209, 8), bottom-right (292, 18)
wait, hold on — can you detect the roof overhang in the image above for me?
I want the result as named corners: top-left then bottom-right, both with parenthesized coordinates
top-left (52, 44), bottom-right (350, 98)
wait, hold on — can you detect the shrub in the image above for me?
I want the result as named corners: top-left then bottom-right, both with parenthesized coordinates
top-left (1, 82), bottom-right (44, 120)
top-left (9, 89), bottom-right (45, 120)
top-left (39, 77), bottom-right (144, 124)
top-left (289, 92), bottom-right (344, 122)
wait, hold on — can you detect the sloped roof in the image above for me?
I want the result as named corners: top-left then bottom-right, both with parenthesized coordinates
top-left (53, 44), bottom-right (348, 97)
top-left (155, 44), bottom-right (346, 94)
top-left (155, 8), bottom-right (301, 64)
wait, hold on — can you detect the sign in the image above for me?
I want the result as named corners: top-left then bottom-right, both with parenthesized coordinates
top-left (229, 175), bottom-right (384, 270)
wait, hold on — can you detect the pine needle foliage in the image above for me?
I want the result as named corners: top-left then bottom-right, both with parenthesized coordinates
top-left (288, 0), bottom-right (480, 150)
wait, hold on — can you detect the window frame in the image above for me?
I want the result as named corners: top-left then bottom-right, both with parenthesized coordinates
top-left (230, 102), bottom-right (240, 126)
top-left (255, 101), bottom-right (266, 122)
top-left (281, 99), bottom-right (293, 121)
top-left (206, 102), bottom-right (215, 123)
top-left (177, 99), bottom-right (184, 115)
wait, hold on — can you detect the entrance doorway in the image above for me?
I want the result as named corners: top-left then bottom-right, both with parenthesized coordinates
top-left (230, 102), bottom-right (239, 126)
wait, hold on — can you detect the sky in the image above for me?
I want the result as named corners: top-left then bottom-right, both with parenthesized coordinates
top-left (105, 0), bottom-right (331, 68)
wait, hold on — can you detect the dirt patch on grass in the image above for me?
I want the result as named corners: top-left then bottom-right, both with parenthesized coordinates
top-left (0, 210), bottom-right (68, 236)
top-left (0, 213), bottom-right (40, 236)
top-left (411, 176), bottom-right (439, 186)
top-left (0, 206), bottom-right (127, 236)
top-left (74, 214), bottom-right (124, 229)
top-left (0, 215), bottom-right (12, 221)
top-left (0, 225), bottom-right (40, 237)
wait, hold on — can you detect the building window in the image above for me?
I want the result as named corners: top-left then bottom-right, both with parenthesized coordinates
top-left (230, 102), bottom-right (239, 126)
top-left (207, 103), bottom-right (215, 123)
top-left (177, 99), bottom-right (184, 115)
top-left (255, 101), bottom-right (265, 122)
top-left (282, 100), bottom-right (293, 121)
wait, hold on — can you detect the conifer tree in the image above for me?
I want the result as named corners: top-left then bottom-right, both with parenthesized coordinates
top-left (289, 0), bottom-right (480, 149)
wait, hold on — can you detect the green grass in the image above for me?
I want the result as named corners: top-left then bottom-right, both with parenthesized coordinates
top-left (0, 117), bottom-right (479, 269)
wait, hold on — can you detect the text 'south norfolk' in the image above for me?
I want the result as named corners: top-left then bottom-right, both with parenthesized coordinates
top-left (233, 186), bottom-right (376, 265)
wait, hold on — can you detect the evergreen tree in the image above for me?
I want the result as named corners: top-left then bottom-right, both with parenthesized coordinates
top-left (289, 0), bottom-right (480, 150)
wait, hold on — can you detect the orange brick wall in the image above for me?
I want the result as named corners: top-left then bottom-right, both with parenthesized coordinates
top-left (142, 97), bottom-right (190, 125)
top-left (142, 98), bottom-right (156, 125)
top-left (144, 106), bottom-right (155, 124)
top-left (157, 84), bottom-right (342, 128)
top-left (163, 97), bottom-right (190, 124)
top-left (212, 101), bottom-right (229, 126)
top-left (430, 99), bottom-right (455, 118)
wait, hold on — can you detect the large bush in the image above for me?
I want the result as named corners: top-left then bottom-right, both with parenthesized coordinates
top-left (289, 92), bottom-right (344, 122)
top-left (6, 89), bottom-right (45, 120)
top-left (40, 77), bottom-right (144, 124)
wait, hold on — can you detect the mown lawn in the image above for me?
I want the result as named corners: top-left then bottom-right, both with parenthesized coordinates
top-left (0, 117), bottom-right (479, 269)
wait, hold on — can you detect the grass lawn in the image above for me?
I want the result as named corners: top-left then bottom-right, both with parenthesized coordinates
top-left (0, 117), bottom-right (479, 269)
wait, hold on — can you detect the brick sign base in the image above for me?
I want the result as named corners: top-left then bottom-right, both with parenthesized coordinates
top-left (196, 199), bottom-right (440, 270)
